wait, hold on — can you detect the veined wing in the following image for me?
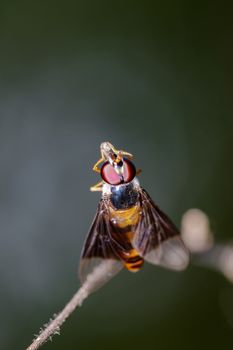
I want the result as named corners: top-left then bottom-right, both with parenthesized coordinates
top-left (132, 189), bottom-right (190, 271)
top-left (79, 199), bottom-right (125, 294)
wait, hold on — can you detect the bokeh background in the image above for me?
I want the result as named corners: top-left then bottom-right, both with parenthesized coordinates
top-left (0, 1), bottom-right (233, 349)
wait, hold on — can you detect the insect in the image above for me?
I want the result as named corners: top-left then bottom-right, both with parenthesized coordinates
top-left (79, 142), bottom-right (189, 292)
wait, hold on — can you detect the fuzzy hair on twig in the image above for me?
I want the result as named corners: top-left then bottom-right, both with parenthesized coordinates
top-left (26, 260), bottom-right (112, 350)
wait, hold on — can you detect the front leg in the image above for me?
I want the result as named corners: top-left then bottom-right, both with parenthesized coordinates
top-left (90, 180), bottom-right (104, 192)
top-left (120, 150), bottom-right (133, 160)
top-left (93, 157), bottom-right (104, 173)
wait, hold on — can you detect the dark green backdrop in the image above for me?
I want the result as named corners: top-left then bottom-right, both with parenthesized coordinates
top-left (0, 1), bottom-right (233, 349)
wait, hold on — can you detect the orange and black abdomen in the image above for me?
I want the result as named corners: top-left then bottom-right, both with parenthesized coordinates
top-left (124, 246), bottom-right (144, 272)
top-left (109, 204), bottom-right (144, 272)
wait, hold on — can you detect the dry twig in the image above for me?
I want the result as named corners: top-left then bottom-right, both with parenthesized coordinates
top-left (26, 284), bottom-right (88, 350)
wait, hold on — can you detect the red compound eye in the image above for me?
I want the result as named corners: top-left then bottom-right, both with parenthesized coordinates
top-left (101, 158), bottom-right (136, 185)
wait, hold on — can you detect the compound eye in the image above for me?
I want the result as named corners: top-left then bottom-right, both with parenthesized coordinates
top-left (100, 158), bottom-right (136, 185)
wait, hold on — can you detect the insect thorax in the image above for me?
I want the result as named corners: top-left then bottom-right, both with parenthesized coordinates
top-left (102, 178), bottom-right (140, 210)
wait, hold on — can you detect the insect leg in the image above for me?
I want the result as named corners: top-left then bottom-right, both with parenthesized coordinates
top-left (120, 150), bottom-right (133, 160)
top-left (93, 158), bottom-right (104, 173)
top-left (90, 180), bottom-right (104, 192)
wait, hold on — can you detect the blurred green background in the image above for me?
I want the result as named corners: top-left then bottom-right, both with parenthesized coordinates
top-left (0, 1), bottom-right (233, 349)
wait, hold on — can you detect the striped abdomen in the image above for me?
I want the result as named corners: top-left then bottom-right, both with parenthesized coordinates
top-left (109, 204), bottom-right (144, 272)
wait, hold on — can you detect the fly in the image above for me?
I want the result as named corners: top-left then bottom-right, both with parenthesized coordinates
top-left (79, 142), bottom-right (189, 292)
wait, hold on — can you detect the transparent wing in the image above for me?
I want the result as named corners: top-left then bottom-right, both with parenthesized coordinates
top-left (79, 200), bottom-right (123, 293)
top-left (133, 189), bottom-right (190, 271)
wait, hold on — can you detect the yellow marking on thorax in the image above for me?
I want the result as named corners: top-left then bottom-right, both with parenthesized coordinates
top-left (109, 204), bottom-right (141, 228)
